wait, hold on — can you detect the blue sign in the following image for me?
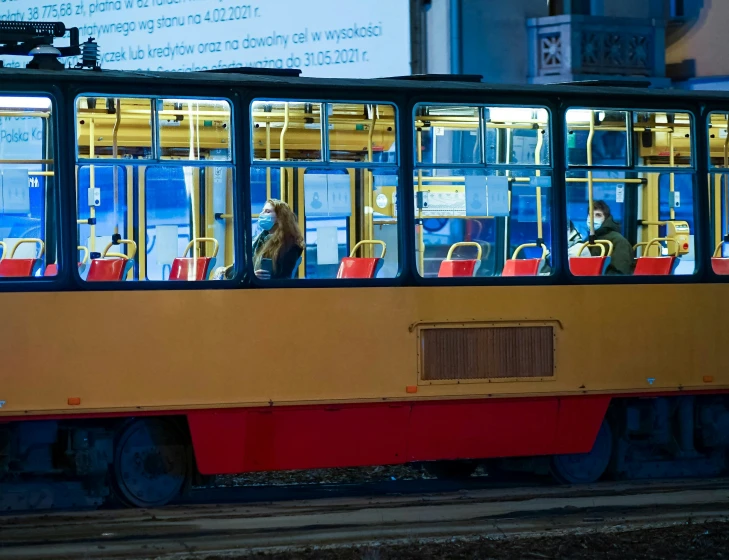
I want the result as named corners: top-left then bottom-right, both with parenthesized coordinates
top-left (487, 176), bottom-right (510, 217)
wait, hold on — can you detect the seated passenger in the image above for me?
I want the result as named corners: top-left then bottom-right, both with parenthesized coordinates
top-left (252, 199), bottom-right (304, 280)
top-left (586, 200), bottom-right (634, 275)
top-left (567, 220), bottom-right (584, 257)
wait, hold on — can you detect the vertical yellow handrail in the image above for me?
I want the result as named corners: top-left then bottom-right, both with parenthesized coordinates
top-left (534, 120), bottom-right (544, 241)
top-left (112, 98), bottom-right (121, 237)
top-left (280, 102), bottom-right (289, 203)
top-left (416, 127), bottom-right (425, 274)
top-left (669, 123), bottom-right (675, 221)
top-left (724, 114), bottom-right (729, 240)
top-left (126, 165), bottom-right (134, 280)
top-left (366, 104), bottom-right (377, 256)
top-left (225, 170), bottom-right (234, 269)
top-left (586, 110), bottom-right (595, 236)
top-left (89, 116), bottom-right (96, 253)
top-left (138, 167), bottom-right (147, 280)
top-left (265, 121), bottom-right (271, 200)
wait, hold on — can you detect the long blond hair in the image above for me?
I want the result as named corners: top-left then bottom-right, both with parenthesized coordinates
top-left (254, 199), bottom-right (304, 272)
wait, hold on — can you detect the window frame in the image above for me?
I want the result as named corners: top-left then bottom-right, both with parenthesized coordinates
top-left (244, 90), bottom-right (407, 288)
top-left (409, 96), bottom-right (561, 286)
top-left (700, 104), bottom-right (729, 282)
top-left (67, 86), bottom-right (242, 290)
top-left (0, 84), bottom-right (65, 290)
top-left (560, 99), bottom-right (708, 285)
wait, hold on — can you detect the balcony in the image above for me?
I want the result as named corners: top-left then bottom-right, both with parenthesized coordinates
top-left (527, 15), bottom-right (669, 86)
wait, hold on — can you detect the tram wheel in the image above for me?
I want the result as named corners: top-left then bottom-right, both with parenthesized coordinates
top-left (550, 420), bottom-right (613, 485)
top-left (423, 460), bottom-right (478, 479)
top-left (112, 418), bottom-right (189, 508)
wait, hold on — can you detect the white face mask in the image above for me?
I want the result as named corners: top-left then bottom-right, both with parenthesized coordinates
top-left (587, 217), bottom-right (604, 230)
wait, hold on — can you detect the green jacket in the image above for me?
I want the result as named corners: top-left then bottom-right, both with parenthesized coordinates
top-left (588, 217), bottom-right (634, 275)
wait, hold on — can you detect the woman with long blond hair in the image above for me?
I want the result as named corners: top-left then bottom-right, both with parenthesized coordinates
top-left (252, 199), bottom-right (304, 280)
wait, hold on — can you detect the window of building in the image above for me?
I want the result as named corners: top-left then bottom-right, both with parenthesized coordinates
top-left (565, 108), bottom-right (696, 277)
top-left (413, 104), bottom-right (553, 279)
top-left (75, 96), bottom-right (235, 282)
top-left (0, 96), bottom-right (57, 279)
top-left (250, 100), bottom-right (399, 281)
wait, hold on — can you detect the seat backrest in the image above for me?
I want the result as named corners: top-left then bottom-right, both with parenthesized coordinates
top-left (502, 258), bottom-right (541, 277)
top-left (44, 263), bottom-right (58, 276)
top-left (712, 258), bottom-right (729, 276)
top-left (86, 258), bottom-right (134, 282)
top-left (337, 257), bottom-right (383, 279)
top-left (0, 258), bottom-right (38, 278)
top-left (169, 257), bottom-right (213, 281)
top-left (291, 255), bottom-right (302, 278)
top-left (569, 256), bottom-right (610, 277)
top-left (634, 256), bottom-right (677, 276)
top-left (438, 259), bottom-right (479, 278)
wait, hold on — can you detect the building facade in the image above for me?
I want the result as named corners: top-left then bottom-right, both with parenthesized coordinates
top-left (419, 0), bottom-right (724, 89)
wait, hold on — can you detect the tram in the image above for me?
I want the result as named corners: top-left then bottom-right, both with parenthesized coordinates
top-left (1, 22), bottom-right (729, 510)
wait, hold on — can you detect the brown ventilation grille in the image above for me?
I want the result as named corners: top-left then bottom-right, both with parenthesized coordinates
top-left (421, 326), bottom-right (554, 381)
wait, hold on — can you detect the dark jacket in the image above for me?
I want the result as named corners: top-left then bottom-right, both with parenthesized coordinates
top-left (588, 216), bottom-right (634, 275)
top-left (252, 232), bottom-right (303, 279)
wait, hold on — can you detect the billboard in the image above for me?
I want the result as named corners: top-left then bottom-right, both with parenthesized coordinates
top-left (1, 0), bottom-right (412, 78)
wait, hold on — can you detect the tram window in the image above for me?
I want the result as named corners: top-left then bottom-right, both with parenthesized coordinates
top-left (634, 112), bottom-right (692, 168)
top-left (413, 104), bottom-right (553, 279)
top-left (76, 97), bottom-right (152, 160)
top-left (251, 101), bottom-right (322, 162)
top-left (329, 104), bottom-right (397, 163)
top-left (0, 96), bottom-right (57, 279)
top-left (566, 109), bottom-right (629, 167)
top-left (707, 112), bottom-right (729, 274)
top-left (250, 99), bottom-right (400, 282)
top-left (565, 108), bottom-right (697, 277)
top-left (158, 99), bottom-right (231, 161)
top-left (416, 105), bottom-right (481, 165)
top-left (74, 95), bottom-right (236, 282)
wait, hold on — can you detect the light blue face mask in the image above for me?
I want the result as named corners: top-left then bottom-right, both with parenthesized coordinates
top-left (258, 213), bottom-right (275, 231)
top-left (587, 217), bottom-right (604, 230)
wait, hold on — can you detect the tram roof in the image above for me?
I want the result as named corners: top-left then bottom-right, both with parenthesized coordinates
top-left (1, 67), bottom-right (728, 103)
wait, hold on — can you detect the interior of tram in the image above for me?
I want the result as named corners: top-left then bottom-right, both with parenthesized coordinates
top-left (2, 92), bottom-right (729, 280)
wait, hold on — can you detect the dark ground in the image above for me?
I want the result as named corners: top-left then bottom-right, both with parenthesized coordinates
top-left (195, 520), bottom-right (729, 560)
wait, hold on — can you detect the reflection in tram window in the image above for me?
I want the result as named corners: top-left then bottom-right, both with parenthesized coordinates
top-left (250, 100), bottom-right (399, 281)
top-left (707, 112), bottom-right (729, 275)
top-left (75, 96), bottom-right (235, 282)
top-left (0, 96), bottom-right (56, 279)
top-left (565, 109), bottom-right (696, 277)
top-left (413, 104), bottom-right (553, 278)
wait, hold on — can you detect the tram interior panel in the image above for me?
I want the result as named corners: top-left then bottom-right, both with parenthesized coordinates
top-left (707, 111), bottom-right (729, 274)
top-left (250, 100), bottom-right (399, 280)
top-left (74, 96), bottom-right (235, 281)
top-left (565, 109), bottom-right (696, 276)
top-left (0, 96), bottom-right (55, 278)
top-left (413, 104), bottom-right (554, 278)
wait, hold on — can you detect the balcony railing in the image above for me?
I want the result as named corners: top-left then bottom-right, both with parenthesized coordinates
top-left (527, 15), bottom-right (667, 84)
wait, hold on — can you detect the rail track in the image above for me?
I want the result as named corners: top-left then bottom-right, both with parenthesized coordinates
top-left (1, 478), bottom-right (728, 559)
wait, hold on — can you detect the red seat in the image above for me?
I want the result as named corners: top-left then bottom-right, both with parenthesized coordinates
top-left (569, 256), bottom-right (610, 276)
top-left (170, 257), bottom-right (214, 281)
top-left (634, 256), bottom-right (677, 276)
top-left (712, 258), bottom-right (729, 275)
top-left (86, 258), bottom-right (131, 282)
top-left (44, 263), bottom-right (58, 276)
top-left (337, 257), bottom-right (383, 279)
top-left (0, 258), bottom-right (37, 277)
top-left (503, 259), bottom-right (541, 277)
top-left (438, 259), bottom-right (479, 278)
